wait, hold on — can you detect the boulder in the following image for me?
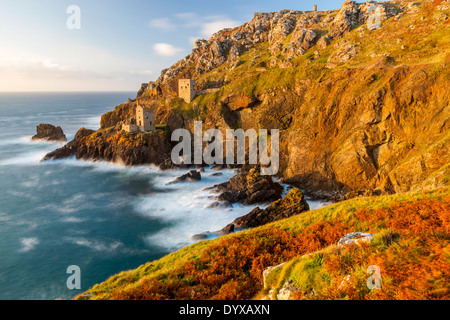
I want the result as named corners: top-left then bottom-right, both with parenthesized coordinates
top-left (231, 188), bottom-right (310, 229)
top-left (317, 35), bottom-right (332, 49)
top-left (338, 232), bottom-right (374, 245)
top-left (211, 168), bottom-right (284, 205)
top-left (170, 170), bottom-right (202, 184)
top-left (32, 124), bottom-right (67, 142)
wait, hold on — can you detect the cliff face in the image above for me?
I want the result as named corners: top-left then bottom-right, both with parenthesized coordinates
top-left (282, 63), bottom-right (450, 196)
top-left (46, 0), bottom-right (450, 198)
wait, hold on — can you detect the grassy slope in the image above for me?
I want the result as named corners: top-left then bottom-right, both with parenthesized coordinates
top-left (76, 186), bottom-right (450, 300)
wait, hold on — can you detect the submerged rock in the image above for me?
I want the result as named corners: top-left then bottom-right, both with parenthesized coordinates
top-left (169, 170), bottom-right (202, 184)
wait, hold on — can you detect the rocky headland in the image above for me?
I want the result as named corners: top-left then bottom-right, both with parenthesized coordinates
top-left (73, 0), bottom-right (450, 301)
top-left (43, 0), bottom-right (449, 232)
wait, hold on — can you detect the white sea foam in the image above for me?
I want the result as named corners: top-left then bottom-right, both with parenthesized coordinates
top-left (61, 216), bottom-right (85, 223)
top-left (36, 193), bottom-right (96, 215)
top-left (135, 167), bottom-right (257, 250)
top-left (19, 237), bottom-right (39, 252)
top-left (65, 237), bottom-right (124, 252)
top-left (0, 135), bottom-right (34, 146)
top-left (0, 150), bottom-right (51, 166)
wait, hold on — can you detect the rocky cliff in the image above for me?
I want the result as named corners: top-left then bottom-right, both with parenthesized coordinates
top-left (45, 0), bottom-right (450, 199)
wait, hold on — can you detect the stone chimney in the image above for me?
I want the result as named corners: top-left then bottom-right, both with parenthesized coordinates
top-left (313, 4), bottom-right (317, 12)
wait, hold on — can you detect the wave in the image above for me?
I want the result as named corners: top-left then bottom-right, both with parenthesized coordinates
top-left (136, 167), bottom-right (257, 250)
top-left (0, 150), bottom-right (50, 166)
top-left (0, 135), bottom-right (34, 146)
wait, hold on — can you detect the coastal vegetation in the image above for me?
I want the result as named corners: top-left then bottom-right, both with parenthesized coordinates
top-left (76, 187), bottom-right (449, 300)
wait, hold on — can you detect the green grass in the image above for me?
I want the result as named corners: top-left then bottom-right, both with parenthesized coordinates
top-left (76, 186), bottom-right (450, 300)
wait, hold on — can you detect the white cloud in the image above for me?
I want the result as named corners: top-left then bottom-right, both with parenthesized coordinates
top-left (41, 59), bottom-right (59, 69)
top-left (169, 13), bottom-right (241, 39)
top-left (148, 18), bottom-right (176, 31)
top-left (153, 43), bottom-right (184, 57)
top-left (128, 69), bottom-right (153, 75)
top-left (200, 17), bottom-right (240, 38)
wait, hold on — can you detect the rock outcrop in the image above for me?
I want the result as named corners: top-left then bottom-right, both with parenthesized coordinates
top-left (169, 170), bottom-right (202, 184)
top-left (32, 124), bottom-right (67, 142)
top-left (208, 168), bottom-right (284, 205)
top-left (44, 126), bottom-right (172, 166)
top-left (337, 232), bottom-right (374, 245)
top-left (329, 0), bottom-right (397, 39)
top-left (230, 187), bottom-right (309, 229)
top-left (43, 127), bottom-right (94, 160)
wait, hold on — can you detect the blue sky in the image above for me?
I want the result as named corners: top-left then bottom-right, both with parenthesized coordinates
top-left (0, 0), bottom-right (347, 92)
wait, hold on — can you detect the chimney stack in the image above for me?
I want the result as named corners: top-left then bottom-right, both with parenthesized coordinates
top-left (313, 4), bottom-right (317, 12)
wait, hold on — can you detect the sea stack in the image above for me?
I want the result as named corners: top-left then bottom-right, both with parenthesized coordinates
top-left (32, 123), bottom-right (67, 142)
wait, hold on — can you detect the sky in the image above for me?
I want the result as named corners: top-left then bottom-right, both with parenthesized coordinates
top-left (0, 0), bottom-right (348, 92)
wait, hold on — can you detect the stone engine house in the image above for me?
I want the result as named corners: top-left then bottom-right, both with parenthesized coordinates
top-left (122, 103), bottom-right (155, 133)
top-left (178, 79), bottom-right (196, 103)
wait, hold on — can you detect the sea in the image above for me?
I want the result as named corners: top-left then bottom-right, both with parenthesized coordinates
top-left (0, 92), bottom-right (330, 300)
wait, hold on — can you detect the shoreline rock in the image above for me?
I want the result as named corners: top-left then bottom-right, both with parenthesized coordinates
top-left (207, 168), bottom-right (284, 206)
top-left (231, 187), bottom-right (310, 229)
top-left (32, 124), bottom-right (67, 142)
top-left (168, 170), bottom-right (202, 184)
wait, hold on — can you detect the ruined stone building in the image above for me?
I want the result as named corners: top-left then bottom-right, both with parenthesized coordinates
top-left (178, 79), bottom-right (196, 103)
top-left (122, 103), bottom-right (155, 133)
